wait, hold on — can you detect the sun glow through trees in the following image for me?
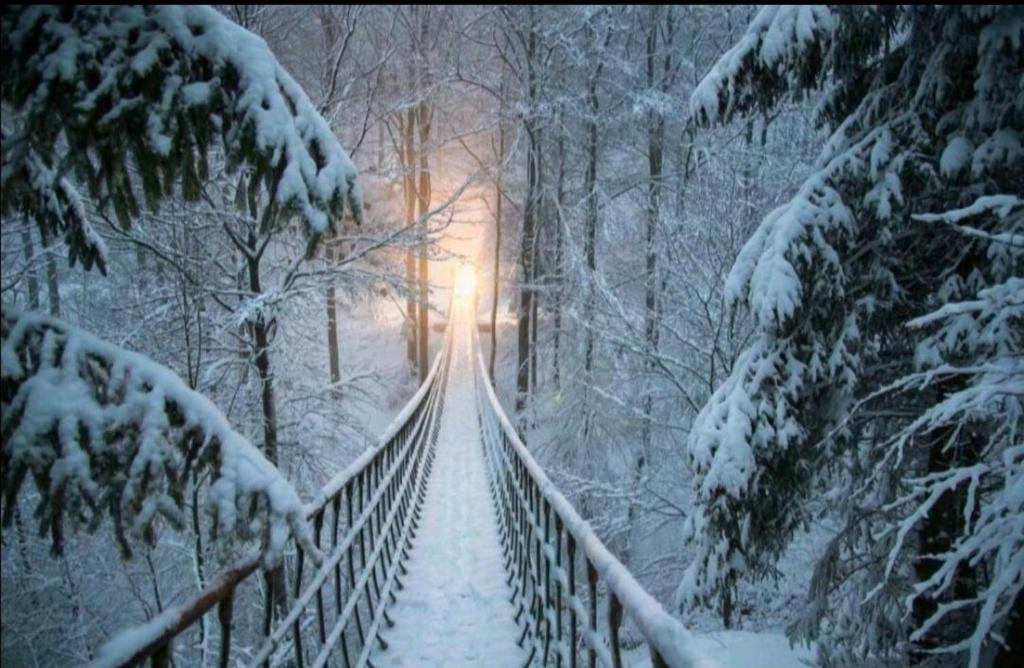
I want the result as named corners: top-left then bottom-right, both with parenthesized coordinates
top-left (454, 266), bottom-right (477, 300)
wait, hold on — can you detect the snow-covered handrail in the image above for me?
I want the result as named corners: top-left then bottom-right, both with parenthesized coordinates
top-left (87, 320), bottom-right (455, 668)
top-left (473, 326), bottom-right (699, 668)
top-left (305, 325), bottom-right (451, 515)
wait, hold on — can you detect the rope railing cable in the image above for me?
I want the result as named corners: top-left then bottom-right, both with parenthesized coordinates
top-left (88, 318), bottom-right (455, 668)
top-left (471, 321), bottom-right (699, 668)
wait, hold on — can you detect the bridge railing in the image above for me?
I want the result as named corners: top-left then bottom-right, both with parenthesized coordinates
top-left (473, 331), bottom-right (697, 668)
top-left (90, 321), bottom-right (454, 668)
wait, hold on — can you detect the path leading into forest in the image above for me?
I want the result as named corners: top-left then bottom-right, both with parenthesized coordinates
top-left (372, 305), bottom-right (526, 668)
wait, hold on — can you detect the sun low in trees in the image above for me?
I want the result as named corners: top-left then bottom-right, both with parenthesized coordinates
top-left (1, 5), bottom-right (362, 564)
top-left (678, 6), bottom-right (1021, 667)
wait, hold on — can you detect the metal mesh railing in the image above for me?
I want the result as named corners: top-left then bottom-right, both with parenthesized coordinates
top-left (90, 322), bottom-right (454, 668)
top-left (87, 308), bottom-right (699, 668)
top-left (472, 327), bottom-right (697, 668)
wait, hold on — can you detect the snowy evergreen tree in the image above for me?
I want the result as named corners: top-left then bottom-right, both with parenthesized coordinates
top-left (679, 6), bottom-right (1022, 667)
top-left (0, 307), bottom-right (319, 566)
top-left (1, 5), bottom-right (363, 275)
top-left (1, 4), bottom-right (365, 565)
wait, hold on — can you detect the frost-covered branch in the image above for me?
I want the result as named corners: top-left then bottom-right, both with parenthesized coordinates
top-left (0, 306), bottom-right (319, 567)
top-left (680, 6), bottom-right (1023, 664)
top-left (1, 5), bottom-right (363, 272)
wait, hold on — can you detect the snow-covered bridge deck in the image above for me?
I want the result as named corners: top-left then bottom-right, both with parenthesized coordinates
top-left (370, 303), bottom-right (524, 667)
top-left (88, 298), bottom-right (700, 668)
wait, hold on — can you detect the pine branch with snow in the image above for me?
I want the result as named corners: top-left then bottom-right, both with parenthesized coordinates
top-left (682, 6), bottom-right (1023, 665)
top-left (1, 5), bottom-right (363, 273)
top-left (0, 306), bottom-right (319, 567)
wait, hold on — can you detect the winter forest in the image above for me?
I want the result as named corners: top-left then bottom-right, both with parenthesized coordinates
top-left (1, 5), bottom-right (1021, 668)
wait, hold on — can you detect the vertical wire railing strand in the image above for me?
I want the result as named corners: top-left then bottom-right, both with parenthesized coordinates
top-left (472, 319), bottom-right (698, 668)
top-left (90, 318), bottom-right (455, 668)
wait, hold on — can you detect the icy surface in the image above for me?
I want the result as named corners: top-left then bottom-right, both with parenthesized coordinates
top-left (373, 305), bottom-right (525, 668)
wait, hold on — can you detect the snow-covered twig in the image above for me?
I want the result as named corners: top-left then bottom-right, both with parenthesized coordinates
top-left (0, 306), bottom-right (319, 567)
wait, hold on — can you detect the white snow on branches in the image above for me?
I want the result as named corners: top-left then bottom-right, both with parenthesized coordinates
top-left (690, 5), bottom-right (836, 125)
top-left (4, 5), bottom-right (363, 247)
top-left (682, 8), bottom-right (1022, 665)
top-left (1, 307), bottom-right (319, 567)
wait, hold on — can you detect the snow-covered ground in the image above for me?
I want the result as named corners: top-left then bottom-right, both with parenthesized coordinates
top-left (687, 631), bottom-right (814, 668)
top-left (373, 305), bottom-right (526, 667)
top-left (626, 630), bottom-right (814, 668)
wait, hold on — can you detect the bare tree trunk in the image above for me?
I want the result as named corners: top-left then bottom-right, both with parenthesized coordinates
top-left (8, 217), bottom-right (53, 582)
top-left (191, 482), bottom-right (208, 664)
top-left (911, 404), bottom-right (982, 664)
top-left (247, 258), bottom-right (279, 466)
top-left (517, 136), bottom-right (536, 422)
top-left (416, 105), bottom-right (432, 383)
top-left (325, 238), bottom-right (341, 389)
top-left (529, 181), bottom-right (542, 397)
top-left (175, 218), bottom-right (210, 663)
top-left (516, 7), bottom-right (538, 427)
top-left (530, 266), bottom-right (539, 394)
top-left (415, 7), bottom-right (433, 384)
top-left (489, 77), bottom-right (507, 381)
top-left (20, 218), bottom-right (41, 310)
top-left (529, 117), bottom-right (545, 398)
top-left (640, 4), bottom-right (667, 456)
top-left (582, 51), bottom-right (599, 389)
top-left (721, 578), bottom-right (736, 630)
top-left (552, 114), bottom-right (565, 391)
top-left (61, 555), bottom-right (93, 660)
top-left (135, 243), bottom-right (148, 291)
top-left (39, 222), bottom-right (61, 317)
top-left (403, 110), bottom-right (419, 374)
top-left (994, 589), bottom-right (1024, 667)
top-left (625, 5), bottom-right (673, 568)
top-left (577, 17), bottom-right (609, 449)
top-left (245, 242), bottom-right (288, 616)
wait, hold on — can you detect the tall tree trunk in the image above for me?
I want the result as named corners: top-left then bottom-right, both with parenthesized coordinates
top-left (20, 218), bottom-right (41, 310)
top-left (529, 187), bottom-right (542, 396)
top-left (61, 555), bottom-right (93, 660)
top-left (12, 220), bottom-right (52, 576)
top-left (640, 6), bottom-right (666, 457)
top-left (39, 223), bottom-right (61, 317)
top-left (580, 19), bottom-right (605, 445)
top-left (516, 7), bottom-right (538, 427)
top-left (626, 6), bottom-right (671, 567)
top-left (173, 218), bottom-right (210, 662)
top-left (552, 115), bottom-right (565, 391)
top-left (416, 110), bottom-right (432, 383)
top-left (325, 237), bottom-right (341, 389)
top-left (994, 589), bottom-right (1024, 667)
top-left (582, 59), bottom-right (599, 389)
top-left (415, 7), bottom-right (433, 383)
top-left (248, 265), bottom-right (279, 466)
top-left (489, 79), bottom-right (507, 381)
top-left (245, 245), bottom-right (288, 616)
top-left (530, 266), bottom-right (539, 394)
top-left (403, 109), bottom-right (419, 374)
top-left (910, 409), bottom-right (981, 664)
top-left (191, 477), bottom-right (208, 664)
top-left (529, 120), bottom-right (544, 398)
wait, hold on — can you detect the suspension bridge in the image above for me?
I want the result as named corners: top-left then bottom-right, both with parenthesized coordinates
top-left (87, 296), bottom-right (699, 668)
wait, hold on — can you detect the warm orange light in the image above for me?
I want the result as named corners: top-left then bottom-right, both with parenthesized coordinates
top-left (454, 266), bottom-right (477, 300)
